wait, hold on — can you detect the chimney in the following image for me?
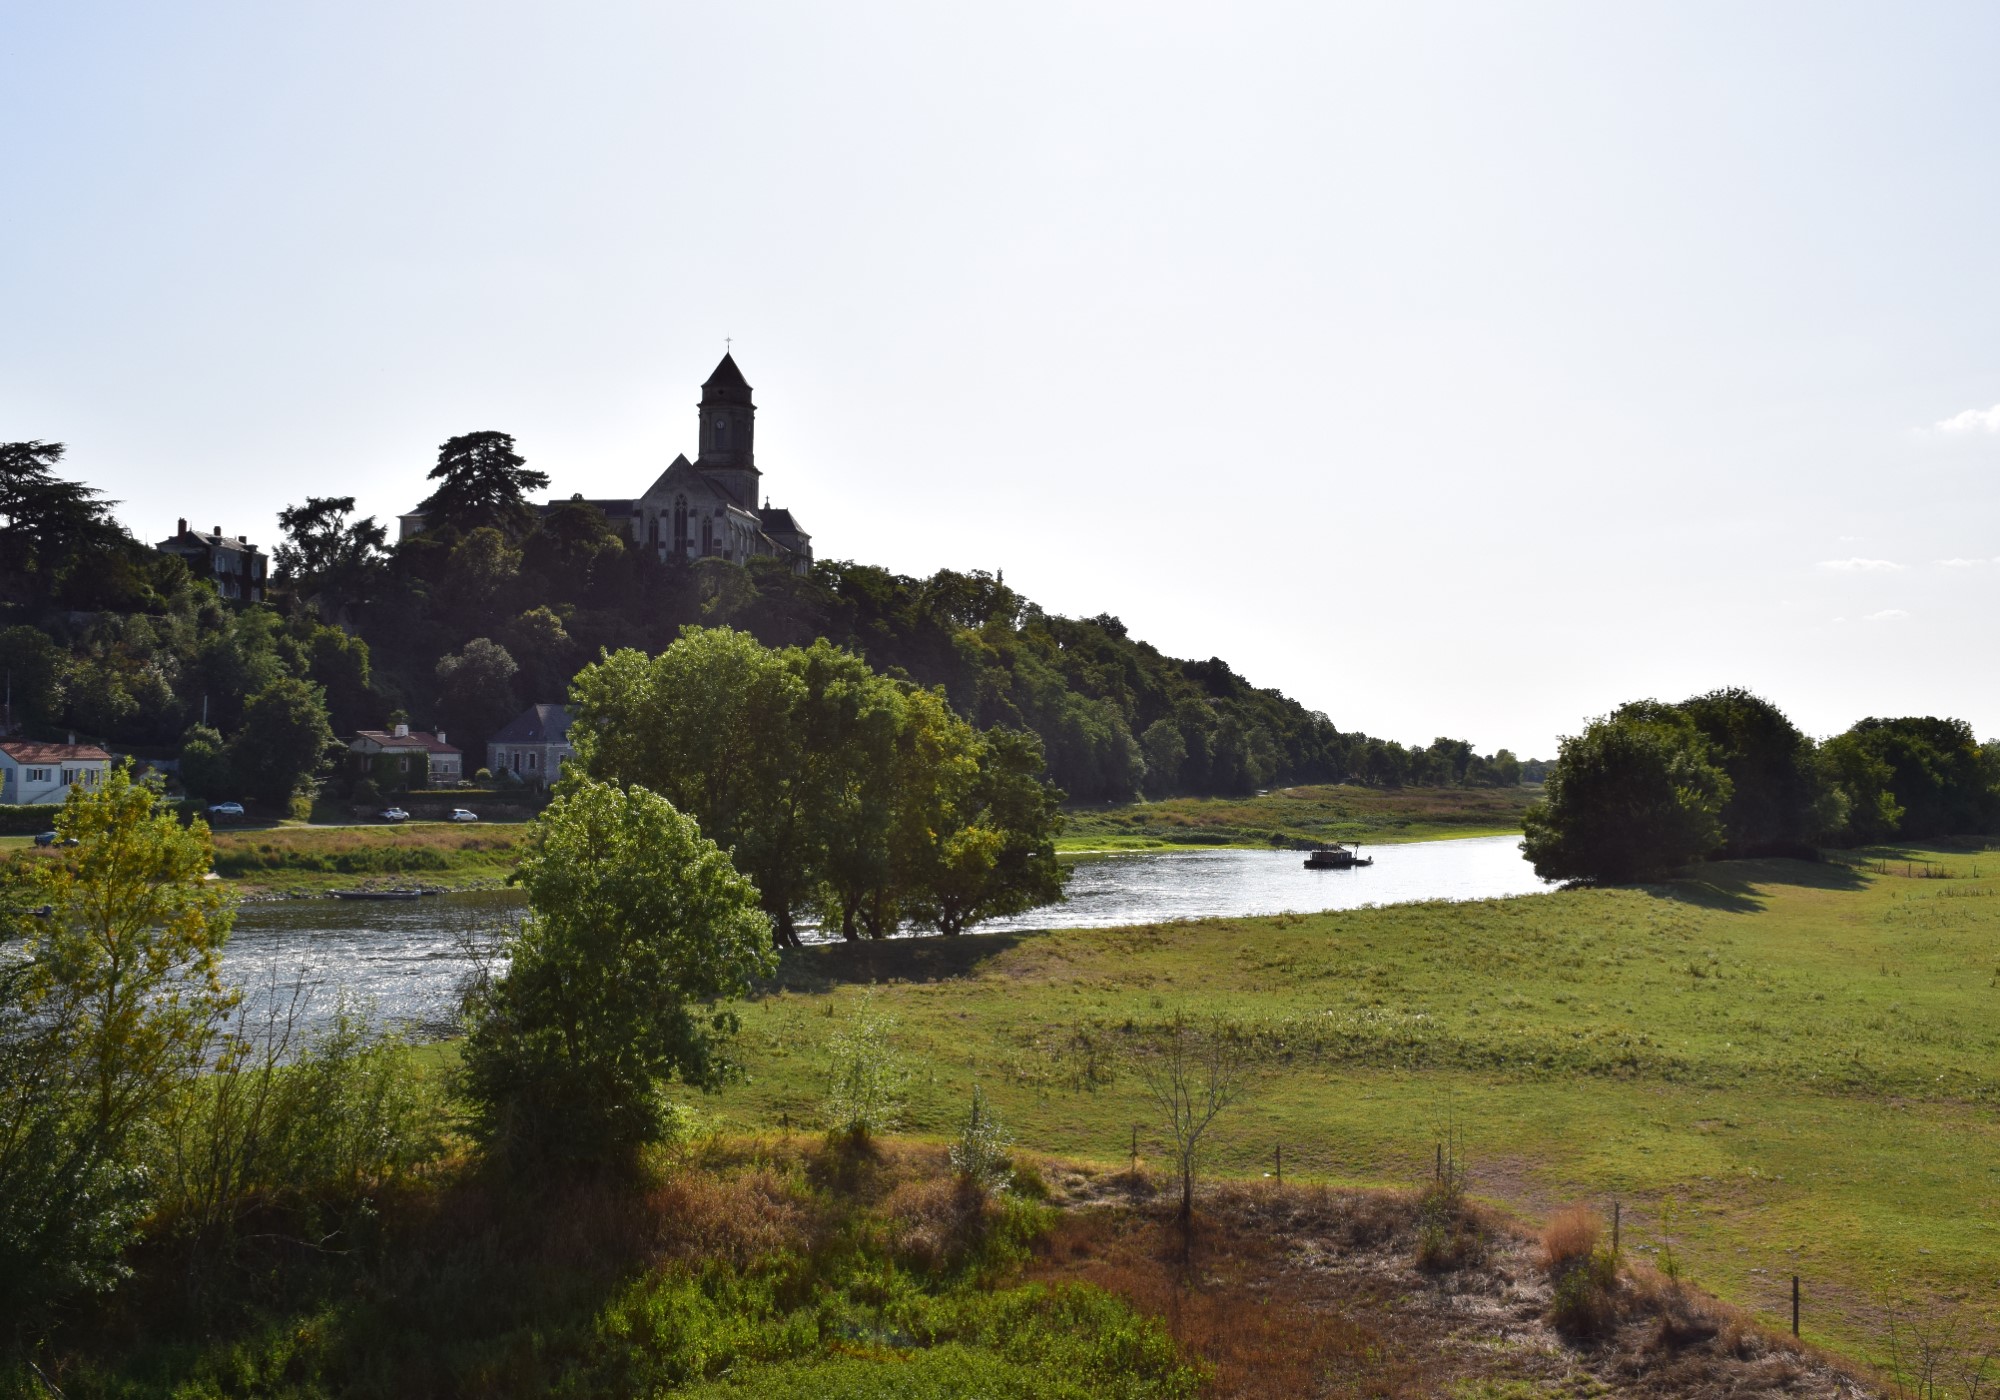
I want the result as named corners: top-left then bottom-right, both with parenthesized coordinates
top-left (211, 525), bottom-right (220, 536)
top-left (68, 732), bottom-right (77, 746)
top-left (436, 731), bottom-right (446, 746)
top-left (393, 722), bottom-right (410, 739)
top-left (177, 517), bottom-right (187, 536)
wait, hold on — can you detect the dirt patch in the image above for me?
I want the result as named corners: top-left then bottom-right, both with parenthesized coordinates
top-left (1029, 1164), bottom-right (1875, 1399)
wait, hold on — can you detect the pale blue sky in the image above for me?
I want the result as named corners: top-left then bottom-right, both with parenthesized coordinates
top-left (4, 2), bottom-right (1997, 755)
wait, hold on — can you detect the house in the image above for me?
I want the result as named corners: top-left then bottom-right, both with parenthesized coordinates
top-left (487, 704), bottom-right (574, 786)
top-left (348, 723), bottom-right (463, 786)
top-left (155, 521), bottom-right (270, 602)
top-left (399, 355), bottom-right (812, 574)
top-left (0, 738), bottom-right (112, 805)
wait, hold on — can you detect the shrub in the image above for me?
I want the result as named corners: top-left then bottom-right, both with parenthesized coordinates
top-left (821, 991), bottom-right (909, 1137)
top-left (1541, 1204), bottom-right (1619, 1337)
top-left (1414, 1129), bottom-right (1483, 1271)
top-left (947, 1083), bottom-right (1012, 1194)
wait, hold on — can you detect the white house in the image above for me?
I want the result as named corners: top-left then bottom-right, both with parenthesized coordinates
top-left (0, 739), bottom-right (112, 805)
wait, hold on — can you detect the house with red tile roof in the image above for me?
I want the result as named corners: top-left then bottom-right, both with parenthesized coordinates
top-left (348, 724), bottom-right (463, 785)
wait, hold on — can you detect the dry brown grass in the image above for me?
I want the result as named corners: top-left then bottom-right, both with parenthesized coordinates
top-left (1539, 1203), bottom-right (1604, 1275)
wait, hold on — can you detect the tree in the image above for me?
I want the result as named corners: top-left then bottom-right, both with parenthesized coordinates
top-left (415, 431), bottom-right (549, 540)
top-left (0, 624), bottom-right (68, 728)
top-left (501, 606), bottom-right (577, 705)
top-left (1140, 718), bottom-right (1187, 798)
top-left (434, 637), bottom-right (520, 759)
top-left (0, 765), bottom-right (236, 1318)
top-left (1521, 706), bottom-right (1731, 882)
top-left (273, 496), bottom-right (387, 618)
top-left (227, 677), bottom-right (337, 806)
top-left (177, 723), bottom-right (233, 800)
top-left (1674, 688), bottom-right (1827, 856)
top-left (1136, 1013), bottom-right (1250, 1228)
top-left (1825, 717), bottom-right (1998, 843)
top-left (903, 726), bottom-right (1067, 936)
top-left (460, 779), bottom-right (774, 1168)
top-left (0, 441), bottom-right (132, 607)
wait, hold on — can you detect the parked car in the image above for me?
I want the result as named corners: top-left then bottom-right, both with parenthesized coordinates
top-left (448, 808), bottom-right (479, 823)
top-left (207, 801), bottom-right (246, 818)
top-left (33, 832), bottom-right (78, 848)
top-left (377, 807), bottom-right (410, 823)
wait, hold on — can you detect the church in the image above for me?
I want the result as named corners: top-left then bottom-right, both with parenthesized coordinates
top-left (578, 354), bottom-right (812, 572)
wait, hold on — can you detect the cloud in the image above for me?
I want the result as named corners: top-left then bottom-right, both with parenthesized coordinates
top-left (1816, 557), bottom-right (1905, 572)
top-left (1932, 403), bottom-right (2000, 434)
top-left (1864, 609), bottom-right (1909, 622)
top-left (1936, 557), bottom-right (1994, 568)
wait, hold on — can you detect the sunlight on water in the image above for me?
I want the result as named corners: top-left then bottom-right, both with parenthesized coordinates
top-left (221, 835), bottom-right (1547, 1036)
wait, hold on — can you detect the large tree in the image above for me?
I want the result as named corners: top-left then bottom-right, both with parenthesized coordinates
top-left (226, 677), bottom-right (337, 806)
top-left (460, 779), bottom-right (774, 1168)
top-left (273, 496), bottom-right (388, 619)
top-left (434, 637), bottom-right (520, 760)
top-left (415, 432), bottom-right (549, 540)
top-left (0, 441), bottom-right (135, 607)
top-left (1674, 688), bottom-right (1831, 856)
top-left (1521, 706), bottom-right (1731, 882)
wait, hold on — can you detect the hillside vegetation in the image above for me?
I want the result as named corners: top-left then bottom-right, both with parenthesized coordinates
top-left (1062, 783), bottom-right (1541, 850)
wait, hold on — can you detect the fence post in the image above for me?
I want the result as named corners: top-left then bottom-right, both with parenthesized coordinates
top-left (1130, 1123), bottom-right (1138, 1172)
top-left (1613, 1200), bottom-right (1620, 1254)
top-left (1793, 1275), bottom-right (1800, 1337)
top-left (1275, 1142), bottom-right (1282, 1185)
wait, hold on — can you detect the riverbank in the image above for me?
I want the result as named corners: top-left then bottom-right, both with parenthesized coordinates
top-left (1057, 782), bottom-right (1539, 852)
top-left (209, 823), bottom-right (530, 896)
top-left (696, 841), bottom-right (2000, 1365)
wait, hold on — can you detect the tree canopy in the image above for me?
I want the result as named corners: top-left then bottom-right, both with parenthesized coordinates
top-left (460, 778), bottom-right (774, 1167)
top-left (415, 432), bottom-right (550, 540)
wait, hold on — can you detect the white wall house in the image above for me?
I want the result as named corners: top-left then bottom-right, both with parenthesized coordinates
top-left (0, 740), bottom-right (112, 805)
top-left (487, 704), bottom-right (573, 785)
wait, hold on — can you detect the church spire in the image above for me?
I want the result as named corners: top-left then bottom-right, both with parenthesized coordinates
top-left (696, 352), bottom-right (759, 506)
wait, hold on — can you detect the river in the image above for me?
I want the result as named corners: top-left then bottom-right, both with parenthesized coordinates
top-left (219, 834), bottom-right (1549, 1037)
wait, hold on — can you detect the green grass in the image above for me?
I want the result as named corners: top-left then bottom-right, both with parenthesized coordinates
top-left (207, 823), bottom-right (531, 892)
top-left (701, 840), bottom-right (2000, 1360)
top-left (1058, 783), bottom-right (1540, 851)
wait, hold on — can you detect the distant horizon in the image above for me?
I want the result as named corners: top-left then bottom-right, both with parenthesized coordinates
top-left (6, 3), bottom-right (1997, 756)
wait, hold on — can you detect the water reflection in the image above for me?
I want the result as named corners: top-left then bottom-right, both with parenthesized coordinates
top-left (221, 835), bottom-right (1545, 1036)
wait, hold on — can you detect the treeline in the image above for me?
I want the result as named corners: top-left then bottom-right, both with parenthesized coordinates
top-left (2, 435), bottom-right (1528, 806)
top-left (1524, 688), bottom-right (2000, 882)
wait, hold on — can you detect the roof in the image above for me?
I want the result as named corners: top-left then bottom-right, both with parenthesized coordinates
top-left (352, 730), bottom-right (461, 755)
top-left (758, 506), bottom-right (803, 534)
top-left (700, 353), bottom-right (754, 406)
top-left (489, 704), bottom-right (573, 746)
top-left (0, 741), bottom-right (111, 763)
top-left (157, 529), bottom-right (263, 555)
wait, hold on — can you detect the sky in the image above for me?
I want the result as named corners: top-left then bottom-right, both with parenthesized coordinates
top-left (3, 1), bottom-right (1997, 757)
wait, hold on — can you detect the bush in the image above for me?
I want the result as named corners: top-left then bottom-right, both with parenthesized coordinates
top-left (1522, 705), bottom-right (1730, 882)
top-left (1541, 1205), bottom-right (1619, 1337)
top-left (948, 1084), bottom-right (1012, 1194)
top-left (821, 992), bottom-right (909, 1138)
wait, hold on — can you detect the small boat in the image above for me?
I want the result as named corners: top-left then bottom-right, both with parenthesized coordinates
top-left (330, 889), bottom-right (424, 901)
top-left (1303, 844), bottom-right (1372, 869)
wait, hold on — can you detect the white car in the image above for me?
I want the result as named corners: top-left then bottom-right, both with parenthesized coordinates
top-left (377, 807), bottom-right (411, 823)
top-left (207, 801), bottom-right (246, 818)
top-left (448, 808), bottom-right (479, 823)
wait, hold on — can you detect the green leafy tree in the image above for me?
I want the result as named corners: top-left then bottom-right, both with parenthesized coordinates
top-left (415, 431), bottom-right (550, 540)
top-left (1674, 688), bottom-right (1828, 855)
top-left (1825, 717), bottom-right (1998, 842)
top-left (0, 625), bottom-right (67, 728)
top-left (434, 636), bottom-right (520, 759)
top-left (227, 677), bottom-right (337, 806)
top-left (461, 779), bottom-right (774, 1167)
top-left (1140, 718), bottom-right (1188, 798)
top-left (177, 723), bottom-right (234, 800)
top-left (0, 441), bottom-right (131, 607)
top-left (0, 765), bottom-right (236, 1319)
top-left (272, 496), bottom-right (387, 619)
top-left (1521, 706), bottom-right (1731, 882)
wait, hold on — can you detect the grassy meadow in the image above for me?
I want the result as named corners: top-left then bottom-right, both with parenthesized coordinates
top-left (697, 841), bottom-right (2000, 1361)
top-left (208, 823), bottom-right (531, 893)
top-left (1059, 783), bottom-right (1541, 851)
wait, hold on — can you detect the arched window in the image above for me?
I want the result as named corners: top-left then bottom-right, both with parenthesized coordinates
top-left (673, 496), bottom-right (689, 556)
top-left (648, 515), bottom-right (659, 547)
top-left (701, 517), bottom-right (714, 555)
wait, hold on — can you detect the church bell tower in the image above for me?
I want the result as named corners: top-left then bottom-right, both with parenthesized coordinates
top-left (695, 352), bottom-right (760, 508)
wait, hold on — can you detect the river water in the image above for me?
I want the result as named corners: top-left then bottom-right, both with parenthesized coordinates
top-left (220, 834), bottom-right (1548, 1037)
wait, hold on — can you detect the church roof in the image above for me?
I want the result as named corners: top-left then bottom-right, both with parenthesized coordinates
top-left (700, 353), bottom-right (754, 406)
top-left (758, 506), bottom-right (803, 534)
